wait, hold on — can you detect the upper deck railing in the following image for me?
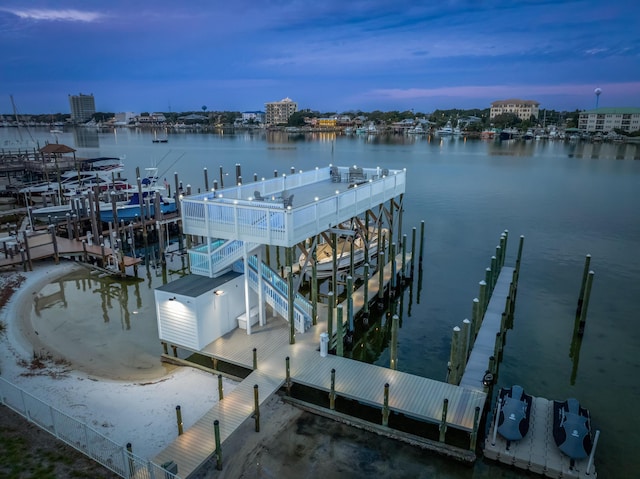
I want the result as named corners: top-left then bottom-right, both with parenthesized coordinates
top-left (181, 166), bottom-right (406, 248)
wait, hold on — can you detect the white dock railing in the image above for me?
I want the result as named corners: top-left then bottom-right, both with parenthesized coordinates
top-left (0, 377), bottom-right (180, 479)
top-left (181, 166), bottom-right (406, 248)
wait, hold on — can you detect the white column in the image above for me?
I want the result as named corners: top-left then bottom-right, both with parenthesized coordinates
top-left (243, 242), bottom-right (252, 335)
top-left (257, 248), bottom-right (265, 326)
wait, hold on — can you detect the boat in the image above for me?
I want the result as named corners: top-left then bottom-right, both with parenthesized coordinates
top-left (552, 398), bottom-right (593, 461)
top-left (436, 121), bottom-right (454, 136)
top-left (496, 385), bottom-right (533, 443)
top-left (499, 127), bottom-right (520, 141)
top-left (98, 168), bottom-right (177, 223)
top-left (407, 124), bottom-right (426, 135)
top-left (299, 226), bottom-right (388, 278)
top-left (523, 129), bottom-right (535, 140)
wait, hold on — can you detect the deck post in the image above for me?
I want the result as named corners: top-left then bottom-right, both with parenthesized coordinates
top-left (390, 243), bottom-right (397, 292)
top-left (171, 345), bottom-right (178, 358)
top-left (490, 255), bottom-right (498, 288)
top-left (218, 374), bottom-right (224, 400)
top-left (461, 319), bottom-right (471, 364)
top-left (439, 398), bottom-right (449, 443)
top-left (470, 298), bottom-right (480, 345)
top-left (311, 249), bottom-right (318, 325)
top-left (390, 314), bottom-right (399, 370)
top-left (401, 234), bottom-right (407, 282)
top-left (484, 268), bottom-right (492, 304)
top-left (161, 342), bottom-right (168, 354)
top-left (21, 231), bottom-right (32, 271)
top-left (419, 220), bottom-right (425, 265)
top-left (448, 326), bottom-right (460, 384)
top-left (327, 292), bottom-right (334, 346)
top-left (285, 357), bottom-right (291, 396)
top-left (346, 275), bottom-right (353, 331)
top-left (515, 235), bottom-right (525, 281)
top-left (578, 271), bottom-right (595, 336)
top-left (576, 254), bottom-right (592, 317)
top-left (287, 246), bottom-right (295, 345)
top-left (470, 406), bottom-right (481, 450)
top-left (253, 384), bottom-right (260, 432)
top-left (213, 420), bottom-right (222, 470)
top-left (336, 305), bottom-right (344, 357)
top-left (382, 383), bottom-right (390, 426)
top-left (329, 368), bottom-right (336, 410)
top-left (410, 227), bottom-right (416, 275)
top-left (478, 281), bottom-right (487, 319)
top-left (363, 264), bottom-right (370, 316)
top-left (377, 251), bottom-right (385, 302)
top-left (175, 405), bottom-right (183, 436)
top-left (331, 232), bottom-right (337, 295)
top-left (252, 348), bottom-right (257, 370)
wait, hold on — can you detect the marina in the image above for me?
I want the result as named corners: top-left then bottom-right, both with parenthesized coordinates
top-left (0, 128), bottom-right (638, 478)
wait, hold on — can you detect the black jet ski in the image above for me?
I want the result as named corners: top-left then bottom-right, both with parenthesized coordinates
top-left (497, 385), bottom-right (533, 442)
top-left (553, 398), bottom-right (593, 461)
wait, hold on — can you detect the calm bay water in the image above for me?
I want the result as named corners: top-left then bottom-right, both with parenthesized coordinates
top-left (6, 127), bottom-right (640, 477)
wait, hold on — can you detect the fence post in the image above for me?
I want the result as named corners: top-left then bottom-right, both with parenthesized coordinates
top-left (214, 419), bottom-right (222, 470)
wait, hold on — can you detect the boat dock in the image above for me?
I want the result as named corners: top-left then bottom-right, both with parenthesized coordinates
top-left (153, 252), bottom-right (486, 478)
top-left (484, 395), bottom-right (597, 478)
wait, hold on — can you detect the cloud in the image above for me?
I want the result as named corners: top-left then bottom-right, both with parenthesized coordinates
top-left (1, 8), bottom-right (104, 22)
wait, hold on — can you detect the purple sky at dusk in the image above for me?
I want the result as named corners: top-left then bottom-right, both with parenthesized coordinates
top-left (1, 1), bottom-right (639, 114)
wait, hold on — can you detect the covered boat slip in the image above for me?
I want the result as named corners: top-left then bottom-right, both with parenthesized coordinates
top-left (180, 165), bottom-right (406, 248)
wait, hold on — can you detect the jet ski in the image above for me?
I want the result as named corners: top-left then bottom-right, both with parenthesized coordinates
top-left (497, 385), bottom-right (533, 442)
top-left (553, 398), bottom-right (593, 461)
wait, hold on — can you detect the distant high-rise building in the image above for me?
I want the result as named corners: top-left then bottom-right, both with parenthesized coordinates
top-left (69, 93), bottom-right (96, 123)
top-left (490, 99), bottom-right (540, 121)
top-left (264, 97), bottom-right (297, 125)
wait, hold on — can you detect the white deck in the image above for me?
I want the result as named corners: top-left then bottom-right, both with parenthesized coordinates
top-left (180, 165), bottom-right (406, 248)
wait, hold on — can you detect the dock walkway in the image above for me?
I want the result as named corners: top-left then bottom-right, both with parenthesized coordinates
top-left (459, 266), bottom-right (515, 392)
top-left (153, 254), bottom-right (486, 478)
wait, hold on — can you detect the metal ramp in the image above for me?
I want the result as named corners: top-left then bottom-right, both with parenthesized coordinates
top-left (240, 256), bottom-right (312, 334)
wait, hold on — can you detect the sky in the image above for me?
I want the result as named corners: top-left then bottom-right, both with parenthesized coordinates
top-left (1, 0), bottom-right (639, 114)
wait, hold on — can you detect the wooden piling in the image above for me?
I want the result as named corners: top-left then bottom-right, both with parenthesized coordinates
top-left (218, 374), bottom-right (224, 400)
top-left (410, 226), bottom-right (416, 274)
top-left (382, 383), bottom-right (390, 426)
top-left (346, 275), bottom-right (353, 331)
top-left (439, 398), bottom-right (449, 442)
top-left (285, 357), bottom-right (291, 396)
top-left (419, 220), bottom-right (425, 265)
top-left (327, 292), bottom-right (334, 345)
top-left (203, 167), bottom-right (209, 191)
top-left (311, 248), bottom-right (318, 325)
top-left (390, 314), bottom-right (399, 370)
top-left (448, 326), bottom-right (461, 385)
top-left (470, 406), bottom-right (481, 451)
top-left (176, 405), bottom-right (183, 436)
top-left (253, 384), bottom-right (260, 432)
top-left (461, 318), bottom-right (471, 364)
top-left (336, 305), bottom-right (344, 357)
top-left (576, 254), bottom-right (592, 317)
top-left (578, 271), bottom-right (595, 336)
top-left (213, 420), bottom-right (222, 470)
top-left (363, 264), bottom-right (370, 315)
top-left (377, 251), bottom-right (385, 301)
top-left (252, 347), bottom-right (257, 370)
top-left (329, 368), bottom-right (336, 410)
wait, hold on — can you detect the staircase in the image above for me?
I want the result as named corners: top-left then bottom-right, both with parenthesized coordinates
top-left (241, 256), bottom-right (312, 334)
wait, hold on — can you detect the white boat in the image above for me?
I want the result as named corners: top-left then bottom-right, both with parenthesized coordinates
top-left (436, 121), bottom-right (454, 136)
top-left (299, 226), bottom-right (388, 278)
top-left (407, 124), bottom-right (426, 135)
